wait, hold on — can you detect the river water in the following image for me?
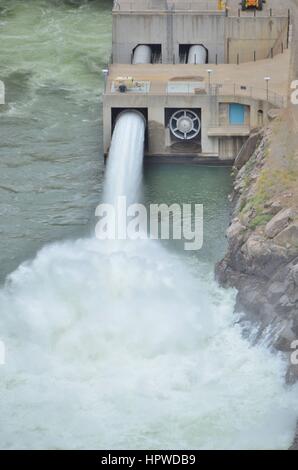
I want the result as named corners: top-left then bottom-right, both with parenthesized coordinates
top-left (0, 0), bottom-right (297, 450)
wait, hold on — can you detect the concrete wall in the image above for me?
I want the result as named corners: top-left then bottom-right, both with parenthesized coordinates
top-left (103, 91), bottom-right (273, 160)
top-left (112, 13), bottom-right (167, 63)
top-left (226, 17), bottom-right (289, 63)
top-left (217, 96), bottom-right (271, 128)
top-left (172, 14), bottom-right (225, 64)
top-left (112, 13), bottom-right (225, 64)
top-left (112, 12), bottom-right (289, 64)
top-left (219, 137), bottom-right (246, 160)
top-left (103, 93), bottom-right (219, 156)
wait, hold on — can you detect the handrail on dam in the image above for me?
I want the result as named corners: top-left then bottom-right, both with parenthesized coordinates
top-left (113, 0), bottom-right (224, 13)
top-left (105, 80), bottom-right (287, 108)
top-left (113, 1), bottom-right (289, 17)
top-left (213, 83), bottom-right (287, 108)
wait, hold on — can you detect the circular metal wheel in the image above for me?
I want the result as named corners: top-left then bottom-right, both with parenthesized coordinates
top-left (169, 109), bottom-right (201, 140)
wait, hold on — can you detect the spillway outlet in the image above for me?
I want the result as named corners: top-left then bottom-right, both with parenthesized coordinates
top-left (108, 108), bottom-right (148, 157)
top-left (116, 109), bottom-right (147, 127)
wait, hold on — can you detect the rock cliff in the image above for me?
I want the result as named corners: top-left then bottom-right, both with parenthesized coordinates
top-left (216, 110), bottom-right (298, 383)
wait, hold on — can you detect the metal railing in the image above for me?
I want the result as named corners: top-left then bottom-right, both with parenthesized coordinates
top-left (213, 82), bottom-right (287, 108)
top-left (227, 7), bottom-right (290, 19)
top-left (113, 0), bottom-right (223, 13)
top-left (113, 1), bottom-right (289, 17)
top-left (267, 22), bottom-right (289, 58)
top-left (105, 80), bottom-right (287, 108)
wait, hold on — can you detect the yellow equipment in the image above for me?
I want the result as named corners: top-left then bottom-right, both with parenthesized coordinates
top-left (114, 77), bottom-right (141, 93)
top-left (241, 0), bottom-right (263, 10)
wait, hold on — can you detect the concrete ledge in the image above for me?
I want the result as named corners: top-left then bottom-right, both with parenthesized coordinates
top-left (208, 126), bottom-right (251, 137)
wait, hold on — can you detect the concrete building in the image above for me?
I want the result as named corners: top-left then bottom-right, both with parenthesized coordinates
top-left (103, 0), bottom-right (291, 162)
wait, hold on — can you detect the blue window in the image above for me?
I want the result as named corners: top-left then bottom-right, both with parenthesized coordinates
top-left (229, 104), bottom-right (245, 125)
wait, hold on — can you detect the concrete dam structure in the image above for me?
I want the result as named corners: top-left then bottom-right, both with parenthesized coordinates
top-left (103, 0), bottom-right (291, 162)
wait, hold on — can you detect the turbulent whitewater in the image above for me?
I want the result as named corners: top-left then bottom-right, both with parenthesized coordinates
top-left (0, 0), bottom-right (297, 451)
top-left (2, 234), bottom-right (298, 450)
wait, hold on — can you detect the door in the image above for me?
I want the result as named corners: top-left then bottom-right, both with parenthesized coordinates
top-left (229, 104), bottom-right (245, 125)
top-left (258, 110), bottom-right (264, 127)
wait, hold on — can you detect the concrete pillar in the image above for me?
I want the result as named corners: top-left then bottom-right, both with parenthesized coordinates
top-left (103, 100), bottom-right (112, 155)
top-left (166, 3), bottom-right (174, 63)
top-left (148, 105), bottom-right (166, 154)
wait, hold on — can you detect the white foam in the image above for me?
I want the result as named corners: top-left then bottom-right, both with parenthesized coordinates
top-left (0, 237), bottom-right (296, 449)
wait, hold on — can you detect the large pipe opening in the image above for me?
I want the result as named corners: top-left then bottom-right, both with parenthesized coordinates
top-left (111, 108), bottom-right (148, 150)
top-left (187, 45), bottom-right (207, 64)
top-left (179, 44), bottom-right (208, 64)
top-left (132, 45), bottom-right (152, 64)
top-left (116, 109), bottom-right (146, 127)
top-left (132, 44), bottom-right (162, 64)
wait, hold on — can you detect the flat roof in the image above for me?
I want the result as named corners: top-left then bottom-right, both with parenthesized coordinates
top-left (106, 53), bottom-right (290, 104)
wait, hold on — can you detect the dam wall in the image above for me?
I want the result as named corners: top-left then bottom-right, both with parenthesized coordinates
top-left (112, 9), bottom-right (289, 64)
top-left (104, 1), bottom-right (291, 162)
top-left (103, 89), bottom-right (273, 160)
top-left (226, 16), bottom-right (289, 63)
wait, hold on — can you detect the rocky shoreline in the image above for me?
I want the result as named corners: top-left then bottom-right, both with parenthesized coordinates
top-left (215, 109), bottom-right (298, 448)
top-left (216, 123), bottom-right (298, 368)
